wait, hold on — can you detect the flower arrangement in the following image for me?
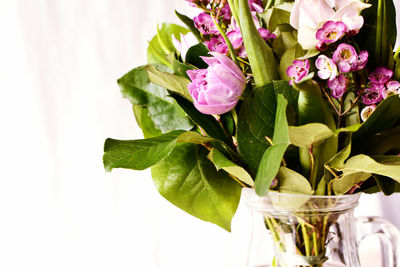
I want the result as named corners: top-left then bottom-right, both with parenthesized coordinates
top-left (103, 0), bottom-right (400, 239)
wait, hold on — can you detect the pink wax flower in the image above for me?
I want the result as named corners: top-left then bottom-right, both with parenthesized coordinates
top-left (204, 35), bottom-right (229, 54)
top-left (316, 21), bottom-right (347, 45)
top-left (249, 0), bottom-right (263, 12)
top-left (382, 80), bottom-right (400, 99)
top-left (315, 55), bottom-right (338, 81)
top-left (362, 84), bottom-right (383, 105)
top-left (219, 4), bottom-right (232, 22)
top-left (187, 52), bottom-right (246, 115)
top-left (185, 0), bottom-right (210, 7)
top-left (368, 67), bottom-right (393, 85)
top-left (351, 50), bottom-right (369, 71)
top-left (258, 28), bottom-right (276, 41)
top-left (194, 12), bottom-right (219, 35)
top-left (327, 74), bottom-right (348, 98)
top-left (286, 59), bottom-right (310, 85)
top-left (360, 105), bottom-right (376, 122)
top-left (227, 28), bottom-right (243, 50)
top-left (333, 43), bottom-right (357, 73)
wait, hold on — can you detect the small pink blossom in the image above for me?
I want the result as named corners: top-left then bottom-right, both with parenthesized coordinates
top-left (316, 21), bottom-right (347, 45)
top-left (333, 43), bottom-right (358, 73)
top-left (315, 55), bottom-right (337, 81)
top-left (351, 50), bottom-right (369, 71)
top-left (382, 80), bottom-right (400, 99)
top-left (204, 35), bottom-right (228, 54)
top-left (286, 59), bottom-right (310, 85)
top-left (258, 28), bottom-right (276, 41)
top-left (360, 105), bottom-right (376, 122)
top-left (362, 84), bottom-right (383, 105)
top-left (368, 67), bottom-right (393, 85)
top-left (327, 74), bottom-right (348, 98)
top-left (194, 12), bottom-right (219, 35)
top-left (219, 4), bottom-right (232, 22)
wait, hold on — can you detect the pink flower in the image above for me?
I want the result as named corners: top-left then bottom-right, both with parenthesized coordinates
top-left (382, 80), bottom-right (400, 99)
top-left (187, 52), bottom-right (246, 115)
top-left (227, 28), bottom-right (243, 50)
top-left (204, 35), bottom-right (229, 54)
top-left (351, 50), bottom-right (369, 71)
top-left (368, 67), bottom-right (393, 85)
top-left (219, 4), bottom-right (232, 22)
top-left (290, 0), bottom-right (371, 49)
top-left (194, 12), bottom-right (219, 35)
top-left (327, 74), bottom-right (348, 98)
top-left (315, 55), bottom-right (338, 80)
top-left (362, 84), bottom-right (383, 105)
top-left (258, 28), bottom-right (276, 41)
top-left (333, 43), bottom-right (357, 73)
top-left (286, 59), bottom-right (310, 85)
top-left (316, 21), bottom-right (347, 45)
top-left (360, 105), bottom-right (376, 122)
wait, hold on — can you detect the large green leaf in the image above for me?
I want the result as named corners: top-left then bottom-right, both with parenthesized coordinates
top-left (185, 43), bottom-right (210, 69)
top-left (255, 95), bottom-right (290, 196)
top-left (147, 23), bottom-right (189, 67)
top-left (118, 67), bottom-right (193, 133)
top-left (142, 65), bottom-right (192, 100)
top-left (103, 130), bottom-right (184, 172)
top-left (169, 92), bottom-right (234, 148)
top-left (132, 105), bottom-right (162, 138)
top-left (352, 95), bottom-right (400, 153)
top-left (237, 81), bottom-right (298, 172)
top-left (207, 148), bottom-right (254, 187)
top-left (332, 155), bottom-right (400, 194)
top-left (151, 143), bottom-right (242, 231)
top-left (275, 167), bottom-right (313, 195)
top-left (365, 126), bottom-right (400, 155)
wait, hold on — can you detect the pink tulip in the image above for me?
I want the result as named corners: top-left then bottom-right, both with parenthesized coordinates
top-left (187, 53), bottom-right (246, 115)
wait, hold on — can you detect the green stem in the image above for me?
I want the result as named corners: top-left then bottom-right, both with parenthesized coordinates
top-left (210, 14), bottom-right (240, 66)
top-left (299, 219), bottom-right (311, 256)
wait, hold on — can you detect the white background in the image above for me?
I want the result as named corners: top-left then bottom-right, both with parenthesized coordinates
top-left (0, 0), bottom-right (399, 266)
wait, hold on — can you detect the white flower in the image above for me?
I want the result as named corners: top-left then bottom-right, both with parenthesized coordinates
top-left (360, 105), bottom-right (376, 122)
top-left (290, 0), bottom-right (371, 49)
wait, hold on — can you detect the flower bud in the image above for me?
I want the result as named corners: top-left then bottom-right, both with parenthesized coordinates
top-left (187, 52), bottom-right (246, 115)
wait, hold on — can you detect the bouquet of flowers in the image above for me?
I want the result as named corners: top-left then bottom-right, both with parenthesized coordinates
top-left (103, 0), bottom-right (400, 259)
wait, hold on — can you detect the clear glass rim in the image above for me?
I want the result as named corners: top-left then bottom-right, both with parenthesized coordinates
top-left (242, 188), bottom-right (361, 213)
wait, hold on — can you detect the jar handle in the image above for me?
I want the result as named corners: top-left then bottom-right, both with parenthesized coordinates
top-left (356, 216), bottom-right (400, 267)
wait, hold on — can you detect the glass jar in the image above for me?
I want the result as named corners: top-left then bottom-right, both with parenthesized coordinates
top-left (242, 189), bottom-right (400, 267)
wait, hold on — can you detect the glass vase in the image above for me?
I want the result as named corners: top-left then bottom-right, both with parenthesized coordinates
top-left (242, 189), bottom-right (400, 267)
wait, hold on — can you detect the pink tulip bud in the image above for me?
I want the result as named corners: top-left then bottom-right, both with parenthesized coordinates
top-left (187, 53), bottom-right (246, 115)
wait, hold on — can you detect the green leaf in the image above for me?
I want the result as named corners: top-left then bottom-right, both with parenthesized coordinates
top-left (147, 23), bottom-right (189, 67)
top-left (142, 65), bottom-right (192, 100)
top-left (374, 174), bottom-right (396, 196)
top-left (266, 7), bottom-right (291, 32)
top-left (173, 58), bottom-right (194, 79)
top-left (132, 105), bottom-right (162, 138)
top-left (289, 123), bottom-right (334, 148)
top-left (275, 167), bottom-right (313, 195)
top-left (175, 10), bottom-right (202, 41)
top-left (118, 67), bottom-right (194, 133)
top-left (151, 143), bottom-right (242, 231)
top-left (237, 81), bottom-right (298, 172)
top-left (255, 95), bottom-right (290, 196)
top-left (365, 126), bottom-right (400, 155)
top-left (272, 30), bottom-right (298, 58)
top-left (332, 155), bottom-right (400, 194)
top-left (169, 92), bottom-right (234, 148)
top-left (353, 94), bottom-right (400, 153)
top-left (103, 130), bottom-right (184, 172)
top-left (185, 43), bottom-right (210, 69)
top-left (207, 148), bottom-right (254, 187)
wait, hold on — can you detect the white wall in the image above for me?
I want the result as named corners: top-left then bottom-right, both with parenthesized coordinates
top-left (0, 0), bottom-right (399, 266)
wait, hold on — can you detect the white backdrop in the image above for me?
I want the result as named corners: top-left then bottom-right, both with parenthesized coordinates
top-left (0, 0), bottom-right (399, 266)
